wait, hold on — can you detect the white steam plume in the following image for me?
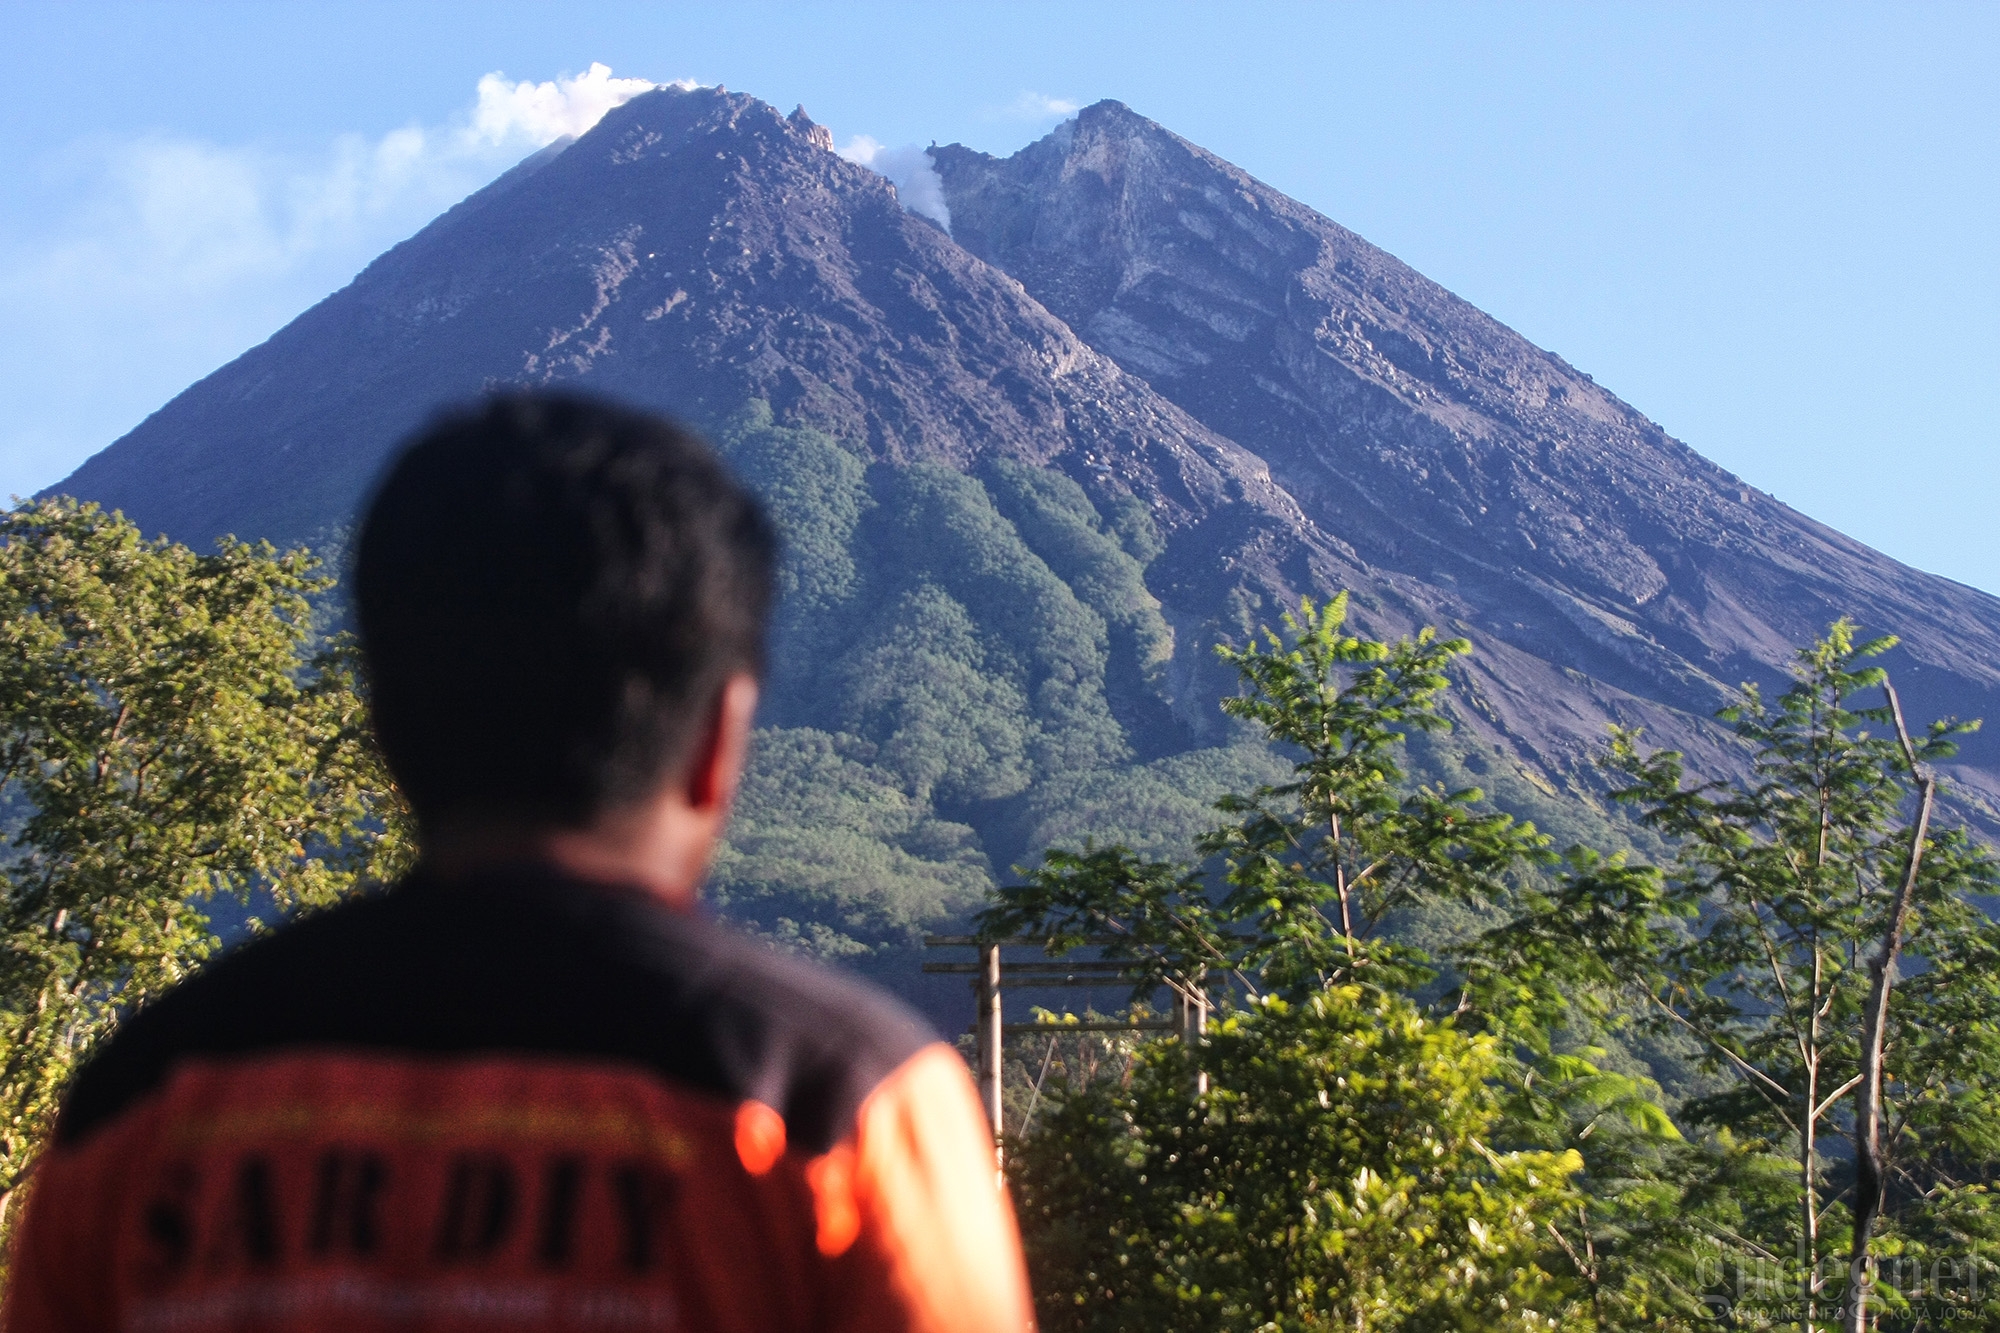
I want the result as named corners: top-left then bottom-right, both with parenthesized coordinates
top-left (469, 62), bottom-right (664, 147)
top-left (837, 136), bottom-right (952, 231)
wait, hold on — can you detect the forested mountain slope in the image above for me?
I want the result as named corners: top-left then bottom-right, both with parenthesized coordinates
top-left (53, 85), bottom-right (2000, 981)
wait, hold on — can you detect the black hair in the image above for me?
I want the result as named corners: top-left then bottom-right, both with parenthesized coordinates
top-left (354, 392), bottom-right (776, 831)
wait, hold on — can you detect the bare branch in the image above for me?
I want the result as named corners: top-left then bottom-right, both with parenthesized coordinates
top-left (1883, 680), bottom-right (1922, 774)
top-left (1814, 1073), bottom-right (1863, 1122)
top-left (1745, 898), bottom-right (1812, 1065)
top-left (1643, 990), bottom-right (1798, 1130)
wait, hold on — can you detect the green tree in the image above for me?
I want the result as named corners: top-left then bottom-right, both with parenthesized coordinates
top-left (1011, 986), bottom-right (1584, 1332)
top-left (709, 725), bottom-right (992, 958)
top-left (1207, 594), bottom-right (1548, 995)
top-left (981, 593), bottom-right (1550, 1002)
top-left (980, 459), bottom-right (1174, 690)
top-left (1483, 621), bottom-right (2000, 1330)
top-left (0, 498), bottom-right (409, 1213)
top-left (985, 594), bottom-right (1625, 1328)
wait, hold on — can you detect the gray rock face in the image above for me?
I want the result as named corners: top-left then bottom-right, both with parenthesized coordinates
top-left (53, 86), bottom-right (2000, 821)
top-left (934, 102), bottom-right (2000, 807)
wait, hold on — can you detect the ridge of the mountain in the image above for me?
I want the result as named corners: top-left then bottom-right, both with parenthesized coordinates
top-left (932, 101), bottom-right (2000, 804)
top-left (63, 89), bottom-right (1302, 570)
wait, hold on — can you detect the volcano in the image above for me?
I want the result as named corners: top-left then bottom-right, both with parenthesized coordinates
top-left (56, 85), bottom-right (2000, 968)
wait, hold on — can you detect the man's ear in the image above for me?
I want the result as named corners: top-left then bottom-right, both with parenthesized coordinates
top-left (686, 674), bottom-right (760, 814)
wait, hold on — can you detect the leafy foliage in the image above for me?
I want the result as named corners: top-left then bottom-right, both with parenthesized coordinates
top-left (720, 402), bottom-right (870, 614)
top-left (709, 406), bottom-right (1195, 953)
top-left (987, 599), bottom-right (2000, 1329)
top-left (986, 594), bottom-right (1655, 1328)
top-left (1013, 987), bottom-right (1584, 1332)
top-left (1014, 744), bottom-right (1292, 864)
top-left (706, 726), bottom-right (992, 956)
top-left (981, 458), bottom-right (1174, 688)
top-left (0, 498), bottom-right (409, 1205)
top-left (1474, 620), bottom-right (2000, 1328)
top-left (980, 593), bottom-right (1551, 1000)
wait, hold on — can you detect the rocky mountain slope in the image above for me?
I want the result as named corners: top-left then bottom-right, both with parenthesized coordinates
top-left (55, 86), bottom-right (2000, 957)
top-left (935, 103), bottom-right (2000, 802)
top-left (64, 93), bottom-right (1298, 595)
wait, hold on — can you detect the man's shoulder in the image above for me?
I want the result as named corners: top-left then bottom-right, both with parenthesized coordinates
top-left (57, 866), bottom-right (936, 1154)
top-left (634, 895), bottom-right (940, 1149)
top-left (54, 884), bottom-right (407, 1145)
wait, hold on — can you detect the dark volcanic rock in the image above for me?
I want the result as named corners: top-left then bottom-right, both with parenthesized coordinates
top-left (933, 102), bottom-right (2000, 808)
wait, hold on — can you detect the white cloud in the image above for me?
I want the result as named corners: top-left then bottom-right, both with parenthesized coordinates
top-left (468, 62), bottom-right (662, 148)
top-left (837, 135), bottom-right (952, 230)
top-left (49, 62), bottom-right (663, 299)
top-left (0, 64), bottom-right (674, 499)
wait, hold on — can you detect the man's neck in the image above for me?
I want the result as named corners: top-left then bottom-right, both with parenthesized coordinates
top-left (422, 674), bottom-right (756, 912)
top-left (424, 799), bottom-right (722, 911)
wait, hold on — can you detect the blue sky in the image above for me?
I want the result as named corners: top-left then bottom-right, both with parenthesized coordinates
top-left (4, 2), bottom-right (1996, 593)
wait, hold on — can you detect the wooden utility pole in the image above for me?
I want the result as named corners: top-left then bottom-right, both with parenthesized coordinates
top-left (920, 934), bottom-right (1187, 1150)
top-left (1174, 971), bottom-right (1210, 1094)
top-left (977, 942), bottom-right (1004, 1139)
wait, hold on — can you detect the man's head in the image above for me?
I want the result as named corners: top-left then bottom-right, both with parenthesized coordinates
top-left (355, 393), bottom-right (776, 854)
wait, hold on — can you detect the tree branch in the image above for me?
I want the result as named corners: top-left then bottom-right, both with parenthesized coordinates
top-left (1643, 989), bottom-right (1798, 1131)
top-left (1814, 1073), bottom-right (1863, 1123)
top-left (1844, 678), bottom-right (1935, 1333)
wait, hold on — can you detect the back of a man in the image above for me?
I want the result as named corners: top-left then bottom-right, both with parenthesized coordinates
top-left (5, 396), bottom-right (1034, 1332)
